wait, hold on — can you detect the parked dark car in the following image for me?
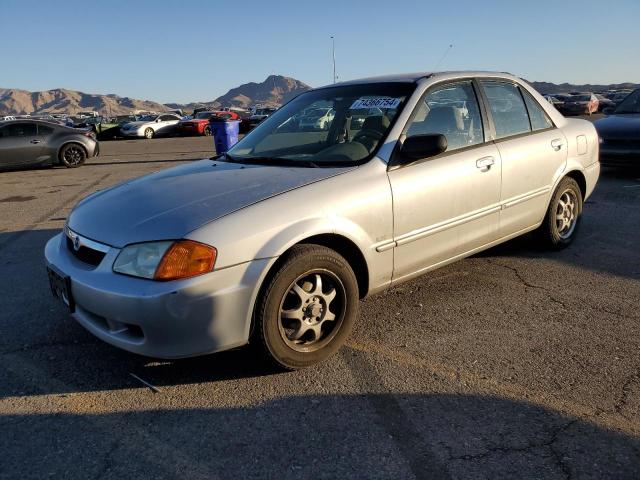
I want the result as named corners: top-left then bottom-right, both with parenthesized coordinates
top-left (594, 88), bottom-right (640, 167)
top-left (559, 93), bottom-right (599, 116)
top-left (0, 120), bottom-right (99, 168)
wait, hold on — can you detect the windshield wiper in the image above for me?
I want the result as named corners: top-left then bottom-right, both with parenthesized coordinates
top-left (219, 153), bottom-right (320, 168)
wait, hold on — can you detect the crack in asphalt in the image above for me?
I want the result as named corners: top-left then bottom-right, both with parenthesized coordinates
top-left (614, 370), bottom-right (640, 419)
top-left (485, 259), bottom-right (569, 308)
top-left (448, 419), bottom-right (577, 479)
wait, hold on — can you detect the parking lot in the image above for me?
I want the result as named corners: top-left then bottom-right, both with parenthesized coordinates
top-left (1, 134), bottom-right (639, 478)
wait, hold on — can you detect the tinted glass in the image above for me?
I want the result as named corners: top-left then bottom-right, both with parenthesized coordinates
top-left (1, 123), bottom-right (37, 137)
top-left (522, 92), bottom-right (553, 131)
top-left (482, 81), bottom-right (531, 139)
top-left (160, 115), bottom-right (176, 121)
top-left (615, 89), bottom-right (640, 114)
top-left (406, 81), bottom-right (484, 151)
top-left (38, 124), bottom-right (55, 135)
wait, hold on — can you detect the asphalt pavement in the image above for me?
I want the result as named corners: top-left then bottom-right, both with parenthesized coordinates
top-left (0, 133), bottom-right (639, 479)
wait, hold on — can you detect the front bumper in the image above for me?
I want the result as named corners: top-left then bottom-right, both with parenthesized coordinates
top-left (44, 232), bottom-right (271, 358)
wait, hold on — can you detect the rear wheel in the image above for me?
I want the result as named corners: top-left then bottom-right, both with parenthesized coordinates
top-left (536, 177), bottom-right (582, 249)
top-left (144, 128), bottom-right (154, 139)
top-left (255, 244), bottom-right (359, 370)
top-left (203, 125), bottom-right (212, 136)
top-left (59, 143), bottom-right (86, 168)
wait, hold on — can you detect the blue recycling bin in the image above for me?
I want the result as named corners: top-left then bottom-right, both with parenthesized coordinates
top-left (209, 119), bottom-right (240, 153)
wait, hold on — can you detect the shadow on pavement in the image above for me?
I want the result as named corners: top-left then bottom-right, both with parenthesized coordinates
top-left (1, 389), bottom-right (638, 479)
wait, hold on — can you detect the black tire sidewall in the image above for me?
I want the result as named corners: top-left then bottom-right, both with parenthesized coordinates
top-left (60, 143), bottom-right (86, 168)
top-left (203, 125), bottom-right (212, 136)
top-left (257, 245), bottom-right (359, 370)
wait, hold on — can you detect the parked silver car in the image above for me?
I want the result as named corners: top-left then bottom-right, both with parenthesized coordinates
top-left (45, 71), bottom-right (599, 369)
top-left (120, 113), bottom-right (182, 139)
top-left (0, 119), bottom-right (99, 168)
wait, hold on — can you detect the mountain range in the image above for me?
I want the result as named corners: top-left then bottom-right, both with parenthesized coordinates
top-left (0, 75), bottom-right (311, 116)
top-left (1, 75), bottom-right (637, 116)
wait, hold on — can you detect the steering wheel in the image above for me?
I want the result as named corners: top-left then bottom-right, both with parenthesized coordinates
top-left (353, 128), bottom-right (384, 144)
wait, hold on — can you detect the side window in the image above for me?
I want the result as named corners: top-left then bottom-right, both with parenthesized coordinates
top-left (38, 125), bottom-right (54, 136)
top-left (4, 123), bottom-right (37, 137)
top-left (522, 91), bottom-right (553, 131)
top-left (406, 81), bottom-right (484, 152)
top-left (481, 81), bottom-right (531, 140)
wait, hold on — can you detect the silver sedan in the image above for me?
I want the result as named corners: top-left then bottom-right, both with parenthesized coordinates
top-left (44, 71), bottom-right (599, 369)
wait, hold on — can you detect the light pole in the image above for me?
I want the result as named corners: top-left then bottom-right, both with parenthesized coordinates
top-left (330, 36), bottom-right (336, 84)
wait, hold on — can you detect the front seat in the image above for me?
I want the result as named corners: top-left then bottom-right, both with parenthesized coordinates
top-left (353, 115), bottom-right (390, 152)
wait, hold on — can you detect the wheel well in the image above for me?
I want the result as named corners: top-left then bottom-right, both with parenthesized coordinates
top-left (58, 142), bottom-right (87, 163)
top-left (565, 170), bottom-right (586, 200)
top-left (298, 234), bottom-right (369, 299)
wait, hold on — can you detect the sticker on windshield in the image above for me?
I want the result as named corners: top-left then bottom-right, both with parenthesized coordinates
top-left (350, 97), bottom-right (401, 109)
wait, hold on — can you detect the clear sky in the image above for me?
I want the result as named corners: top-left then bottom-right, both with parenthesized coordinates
top-left (1, 0), bottom-right (638, 103)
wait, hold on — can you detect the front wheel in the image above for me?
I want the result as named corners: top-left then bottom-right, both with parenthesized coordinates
top-left (536, 177), bottom-right (583, 249)
top-left (255, 244), bottom-right (359, 370)
top-left (203, 125), bottom-right (212, 136)
top-left (144, 128), bottom-right (154, 139)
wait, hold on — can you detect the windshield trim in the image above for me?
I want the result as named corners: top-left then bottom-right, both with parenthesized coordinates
top-left (227, 81), bottom-right (417, 168)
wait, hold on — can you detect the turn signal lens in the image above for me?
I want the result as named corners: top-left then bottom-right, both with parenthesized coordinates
top-left (154, 240), bottom-right (216, 281)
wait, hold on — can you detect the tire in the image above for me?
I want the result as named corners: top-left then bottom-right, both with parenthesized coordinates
top-left (59, 143), bottom-right (86, 168)
top-left (144, 128), bottom-right (154, 139)
top-left (203, 125), bottom-right (212, 136)
top-left (536, 177), bottom-right (583, 249)
top-left (255, 244), bottom-right (359, 370)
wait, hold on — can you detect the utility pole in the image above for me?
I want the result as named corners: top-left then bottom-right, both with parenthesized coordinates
top-left (331, 36), bottom-right (336, 84)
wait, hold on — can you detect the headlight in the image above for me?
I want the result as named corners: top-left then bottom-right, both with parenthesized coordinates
top-left (113, 240), bottom-right (216, 281)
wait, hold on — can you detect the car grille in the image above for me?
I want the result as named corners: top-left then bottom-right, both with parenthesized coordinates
top-left (64, 227), bottom-right (108, 267)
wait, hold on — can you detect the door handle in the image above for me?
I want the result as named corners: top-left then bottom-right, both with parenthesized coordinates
top-left (476, 156), bottom-right (495, 170)
top-left (30, 139), bottom-right (40, 144)
top-left (551, 138), bottom-right (564, 151)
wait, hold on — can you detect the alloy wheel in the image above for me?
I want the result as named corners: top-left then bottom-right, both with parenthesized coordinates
top-left (63, 145), bottom-right (84, 165)
top-left (278, 269), bottom-right (346, 352)
top-left (555, 189), bottom-right (578, 239)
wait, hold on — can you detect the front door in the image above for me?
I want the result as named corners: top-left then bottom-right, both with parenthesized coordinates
top-left (388, 80), bottom-right (502, 283)
top-left (0, 122), bottom-right (44, 166)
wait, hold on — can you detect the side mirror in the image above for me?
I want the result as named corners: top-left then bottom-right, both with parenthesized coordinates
top-left (398, 134), bottom-right (448, 162)
top-left (602, 107), bottom-right (615, 115)
top-left (156, 118), bottom-right (162, 123)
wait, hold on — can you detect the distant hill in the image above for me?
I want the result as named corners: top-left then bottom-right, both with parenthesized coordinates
top-left (529, 81), bottom-right (639, 94)
top-left (167, 75), bottom-right (312, 112)
top-left (0, 87), bottom-right (169, 116)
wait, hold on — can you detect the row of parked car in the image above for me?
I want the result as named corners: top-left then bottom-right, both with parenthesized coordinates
top-left (543, 89), bottom-right (633, 116)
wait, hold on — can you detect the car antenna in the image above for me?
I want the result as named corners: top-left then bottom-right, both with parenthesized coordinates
top-left (434, 44), bottom-right (453, 70)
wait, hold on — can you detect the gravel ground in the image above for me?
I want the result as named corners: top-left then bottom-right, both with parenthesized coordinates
top-left (0, 133), bottom-right (638, 479)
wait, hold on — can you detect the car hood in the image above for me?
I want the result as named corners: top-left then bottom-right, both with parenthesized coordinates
top-left (594, 114), bottom-right (640, 138)
top-left (68, 159), bottom-right (354, 248)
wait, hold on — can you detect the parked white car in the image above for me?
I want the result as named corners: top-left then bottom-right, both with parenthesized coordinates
top-left (120, 114), bottom-right (181, 139)
top-left (298, 107), bottom-right (335, 130)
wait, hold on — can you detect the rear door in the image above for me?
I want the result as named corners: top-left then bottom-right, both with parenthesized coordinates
top-left (388, 80), bottom-right (502, 283)
top-left (0, 122), bottom-right (43, 166)
top-left (478, 80), bottom-right (567, 236)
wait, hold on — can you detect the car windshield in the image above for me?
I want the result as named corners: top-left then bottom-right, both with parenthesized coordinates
top-left (139, 115), bottom-right (158, 122)
top-left (255, 108), bottom-right (275, 116)
top-left (614, 89), bottom-right (640, 114)
top-left (195, 112), bottom-right (213, 119)
top-left (226, 82), bottom-right (414, 167)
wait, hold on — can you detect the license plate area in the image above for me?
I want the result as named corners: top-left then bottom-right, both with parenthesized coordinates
top-left (47, 265), bottom-right (75, 313)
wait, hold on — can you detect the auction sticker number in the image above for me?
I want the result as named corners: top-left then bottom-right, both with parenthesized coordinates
top-left (350, 97), bottom-right (401, 109)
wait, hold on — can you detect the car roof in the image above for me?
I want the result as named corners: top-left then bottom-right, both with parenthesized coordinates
top-left (329, 70), bottom-right (518, 87)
